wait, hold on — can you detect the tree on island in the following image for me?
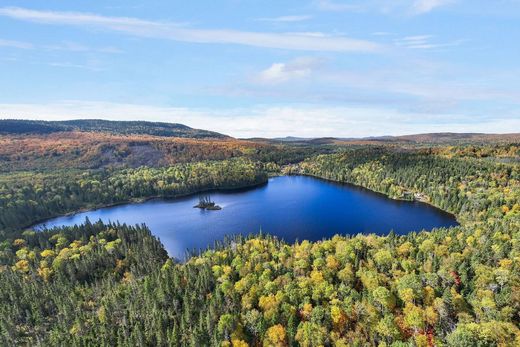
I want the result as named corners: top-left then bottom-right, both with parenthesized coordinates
top-left (194, 195), bottom-right (222, 210)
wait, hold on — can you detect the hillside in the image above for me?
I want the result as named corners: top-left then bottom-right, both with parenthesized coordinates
top-left (0, 132), bottom-right (260, 171)
top-left (0, 132), bottom-right (334, 172)
top-left (0, 119), bottom-right (229, 139)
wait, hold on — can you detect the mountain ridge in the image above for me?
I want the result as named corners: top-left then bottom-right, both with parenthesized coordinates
top-left (252, 132), bottom-right (520, 144)
top-left (0, 119), bottom-right (230, 139)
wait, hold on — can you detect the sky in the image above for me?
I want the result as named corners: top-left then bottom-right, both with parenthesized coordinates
top-left (0, 0), bottom-right (519, 138)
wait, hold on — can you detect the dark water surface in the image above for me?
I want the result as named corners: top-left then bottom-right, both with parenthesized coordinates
top-left (35, 176), bottom-right (458, 260)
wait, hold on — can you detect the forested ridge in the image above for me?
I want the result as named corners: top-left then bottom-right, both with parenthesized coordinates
top-left (0, 158), bottom-right (267, 235)
top-left (0, 143), bottom-right (519, 346)
top-left (0, 119), bottom-right (228, 139)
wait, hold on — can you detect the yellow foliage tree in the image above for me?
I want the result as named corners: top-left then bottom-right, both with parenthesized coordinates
top-left (263, 324), bottom-right (287, 347)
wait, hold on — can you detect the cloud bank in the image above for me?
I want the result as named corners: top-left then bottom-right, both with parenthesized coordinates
top-left (1, 101), bottom-right (517, 138)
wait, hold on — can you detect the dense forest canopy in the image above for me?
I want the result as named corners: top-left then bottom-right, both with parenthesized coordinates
top-left (0, 122), bottom-right (518, 346)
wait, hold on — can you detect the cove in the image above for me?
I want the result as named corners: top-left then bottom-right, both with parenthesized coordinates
top-left (35, 176), bottom-right (458, 260)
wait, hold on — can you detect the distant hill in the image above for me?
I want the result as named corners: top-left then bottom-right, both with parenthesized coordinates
top-left (361, 132), bottom-right (520, 144)
top-left (0, 119), bottom-right (229, 139)
top-left (271, 136), bottom-right (312, 142)
top-left (254, 132), bottom-right (520, 145)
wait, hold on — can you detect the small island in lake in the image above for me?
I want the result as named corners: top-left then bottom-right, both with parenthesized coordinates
top-left (194, 195), bottom-right (222, 210)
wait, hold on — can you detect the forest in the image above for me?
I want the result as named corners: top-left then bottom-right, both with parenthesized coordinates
top-left (0, 128), bottom-right (519, 346)
top-left (0, 158), bottom-right (267, 235)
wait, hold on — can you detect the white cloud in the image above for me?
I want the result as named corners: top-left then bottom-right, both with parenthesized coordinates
top-left (1, 100), bottom-right (517, 138)
top-left (314, 0), bottom-right (362, 12)
top-left (393, 35), bottom-right (463, 49)
top-left (255, 57), bottom-right (323, 84)
top-left (42, 41), bottom-right (123, 53)
top-left (401, 35), bottom-right (434, 42)
top-left (0, 7), bottom-right (382, 53)
top-left (412, 0), bottom-right (454, 14)
top-left (0, 37), bottom-right (122, 53)
top-left (315, 0), bottom-right (456, 15)
top-left (256, 15), bottom-right (312, 22)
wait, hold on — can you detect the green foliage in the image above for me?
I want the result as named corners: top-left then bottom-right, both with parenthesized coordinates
top-left (0, 222), bottom-right (167, 345)
top-left (293, 147), bottom-right (520, 222)
top-left (0, 144), bottom-right (518, 346)
top-left (0, 159), bottom-right (267, 234)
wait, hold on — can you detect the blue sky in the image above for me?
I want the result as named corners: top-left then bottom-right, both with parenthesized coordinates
top-left (0, 0), bottom-right (519, 137)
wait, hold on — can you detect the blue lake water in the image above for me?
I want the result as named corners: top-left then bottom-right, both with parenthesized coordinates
top-left (35, 176), bottom-right (458, 260)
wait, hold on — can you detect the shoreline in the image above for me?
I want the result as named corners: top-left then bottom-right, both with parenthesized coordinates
top-left (28, 179), bottom-right (268, 230)
top-left (286, 172), bottom-right (460, 223)
top-left (29, 173), bottom-right (459, 232)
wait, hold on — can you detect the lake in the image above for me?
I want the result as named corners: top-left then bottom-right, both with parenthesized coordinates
top-left (35, 175), bottom-right (458, 260)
